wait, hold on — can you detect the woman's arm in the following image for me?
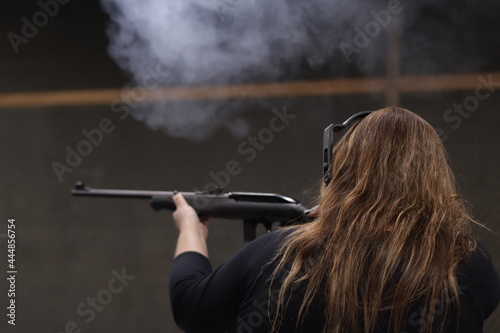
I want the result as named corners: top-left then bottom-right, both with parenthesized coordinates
top-left (172, 193), bottom-right (209, 258)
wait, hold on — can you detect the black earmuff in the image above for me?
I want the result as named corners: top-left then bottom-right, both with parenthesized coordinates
top-left (323, 111), bottom-right (373, 184)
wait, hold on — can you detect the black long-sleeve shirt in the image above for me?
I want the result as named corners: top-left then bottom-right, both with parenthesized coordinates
top-left (170, 230), bottom-right (500, 332)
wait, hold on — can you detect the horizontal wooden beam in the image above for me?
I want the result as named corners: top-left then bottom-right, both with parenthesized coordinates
top-left (0, 72), bottom-right (499, 109)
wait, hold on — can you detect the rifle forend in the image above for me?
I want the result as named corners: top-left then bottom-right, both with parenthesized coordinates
top-left (71, 181), bottom-right (310, 241)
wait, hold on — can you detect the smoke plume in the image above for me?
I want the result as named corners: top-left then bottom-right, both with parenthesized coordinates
top-left (101, 0), bottom-right (496, 140)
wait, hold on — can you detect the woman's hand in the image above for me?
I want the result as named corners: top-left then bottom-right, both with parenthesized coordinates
top-left (172, 193), bottom-right (209, 238)
top-left (172, 193), bottom-right (209, 258)
top-left (305, 205), bottom-right (320, 219)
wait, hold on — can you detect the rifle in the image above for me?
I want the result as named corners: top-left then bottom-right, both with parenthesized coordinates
top-left (71, 181), bottom-right (310, 241)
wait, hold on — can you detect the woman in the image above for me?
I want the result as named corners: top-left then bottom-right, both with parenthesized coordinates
top-left (169, 107), bottom-right (500, 332)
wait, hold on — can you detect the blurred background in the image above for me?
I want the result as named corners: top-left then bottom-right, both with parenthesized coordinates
top-left (0, 0), bottom-right (499, 331)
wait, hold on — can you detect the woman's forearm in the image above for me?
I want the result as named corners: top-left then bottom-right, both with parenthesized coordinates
top-left (174, 227), bottom-right (209, 258)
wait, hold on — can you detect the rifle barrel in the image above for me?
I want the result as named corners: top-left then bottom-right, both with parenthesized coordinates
top-left (71, 182), bottom-right (173, 199)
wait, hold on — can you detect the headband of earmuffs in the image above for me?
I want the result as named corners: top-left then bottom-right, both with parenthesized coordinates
top-left (323, 111), bottom-right (373, 184)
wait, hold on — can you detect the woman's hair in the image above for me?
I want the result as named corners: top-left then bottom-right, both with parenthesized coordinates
top-left (270, 107), bottom-right (476, 333)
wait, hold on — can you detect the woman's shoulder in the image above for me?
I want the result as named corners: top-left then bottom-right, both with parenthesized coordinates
top-left (457, 241), bottom-right (500, 319)
top-left (461, 241), bottom-right (498, 278)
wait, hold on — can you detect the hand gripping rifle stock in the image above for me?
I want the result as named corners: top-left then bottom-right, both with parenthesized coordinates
top-left (71, 181), bottom-right (310, 241)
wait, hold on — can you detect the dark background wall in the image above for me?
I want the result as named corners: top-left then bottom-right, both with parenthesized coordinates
top-left (0, 1), bottom-right (499, 332)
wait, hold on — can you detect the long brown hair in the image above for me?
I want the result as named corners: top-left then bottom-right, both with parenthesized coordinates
top-left (270, 107), bottom-right (476, 332)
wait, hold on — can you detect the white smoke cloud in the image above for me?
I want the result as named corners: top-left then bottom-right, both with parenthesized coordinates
top-left (100, 0), bottom-right (377, 140)
top-left (101, 0), bottom-right (496, 140)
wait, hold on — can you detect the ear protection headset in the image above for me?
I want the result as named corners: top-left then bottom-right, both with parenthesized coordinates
top-left (323, 111), bottom-right (373, 184)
